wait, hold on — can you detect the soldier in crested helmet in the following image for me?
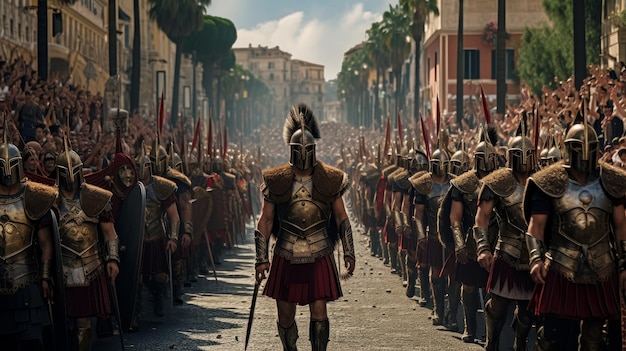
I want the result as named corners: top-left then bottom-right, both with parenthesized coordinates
top-left (524, 119), bottom-right (626, 350)
top-left (0, 138), bottom-right (57, 350)
top-left (54, 140), bottom-right (120, 350)
top-left (410, 141), bottom-right (451, 327)
top-left (255, 104), bottom-right (355, 351)
top-left (358, 161), bottom-right (381, 257)
top-left (205, 154), bottom-right (230, 263)
top-left (134, 143), bottom-right (179, 319)
top-left (438, 128), bottom-right (498, 343)
top-left (474, 119), bottom-right (537, 351)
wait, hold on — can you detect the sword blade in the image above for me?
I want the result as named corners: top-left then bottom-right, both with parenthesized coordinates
top-left (244, 282), bottom-right (260, 351)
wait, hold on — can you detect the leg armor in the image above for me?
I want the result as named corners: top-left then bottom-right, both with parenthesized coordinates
top-left (512, 302), bottom-right (533, 351)
top-left (150, 273), bottom-right (169, 317)
top-left (405, 258), bottom-right (417, 298)
top-left (380, 233), bottom-right (389, 264)
top-left (430, 275), bottom-right (446, 325)
top-left (461, 286), bottom-right (479, 343)
top-left (388, 242), bottom-right (398, 274)
top-left (484, 296), bottom-right (508, 351)
top-left (172, 259), bottom-right (186, 305)
top-left (417, 266), bottom-right (432, 307)
top-left (278, 321), bottom-right (299, 351)
top-left (445, 280), bottom-right (461, 332)
top-left (369, 228), bottom-right (380, 257)
top-left (76, 327), bottom-right (92, 351)
top-left (400, 250), bottom-right (408, 286)
top-left (309, 319), bottom-right (330, 351)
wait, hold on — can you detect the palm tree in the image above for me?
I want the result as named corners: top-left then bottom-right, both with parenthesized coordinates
top-left (365, 21), bottom-right (387, 127)
top-left (399, 0), bottom-right (439, 123)
top-left (130, 0), bottom-right (141, 113)
top-left (147, 0), bottom-right (211, 126)
top-left (380, 5), bottom-right (411, 118)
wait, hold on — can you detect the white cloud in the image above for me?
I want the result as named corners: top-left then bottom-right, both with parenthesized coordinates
top-left (234, 3), bottom-right (385, 81)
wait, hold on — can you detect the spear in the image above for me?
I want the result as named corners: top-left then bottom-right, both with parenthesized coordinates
top-left (480, 85), bottom-right (491, 125)
top-left (383, 117), bottom-right (391, 161)
top-left (190, 118), bottom-right (201, 157)
top-left (419, 112), bottom-right (431, 159)
top-left (396, 111), bottom-right (403, 153)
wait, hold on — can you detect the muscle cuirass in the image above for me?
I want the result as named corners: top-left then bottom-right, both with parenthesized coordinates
top-left (274, 180), bottom-right (333, 264)
top-left (426, 181), bottom-right (450, 237)
top-left (548, 178), bottom-right (615, 283)
top-left (494, 183), bottom-right (529, 269)
top-left (0, 194), bottom-right (39, 295)
top-left (58, 197), bottom-right (102, 287)
top-left (144, 182), bottom-right (166, 242)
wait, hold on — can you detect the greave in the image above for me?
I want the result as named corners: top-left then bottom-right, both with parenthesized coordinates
top-left (417, 266), bottom-right (432, 307)
top-left (461, 288), bottom-right (479, 342)
top-left (278, 321), bottom-right (299, 351)
top-left (369, 229), bottom-right (380, 256)
top-left (405, 259), bottom-right (417, 298)
top-left (309, 319), bottom-right (330, 351)
top-left (76, 327), bottom-right (92, 351)
top-left (381, 235), bottom-right (389, 264)
top-left (445, 280), bottom-right (461, 331)
top-left (535, 326), bottom-right (558, 351)
top-left (431, 276), bottom-right (446, 325)
top-left (512, 305), bottom-right (533, 351)
top-left (484, 299), bottom-right (506, 351)
top-left (388, 242), bottom-right (398, 273)
top-left (400, 250), bottom-right (408, 285)
top-left (173, 259), bottom-right (185, 304)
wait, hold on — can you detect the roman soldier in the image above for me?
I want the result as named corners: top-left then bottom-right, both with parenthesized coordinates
top-left (376, 152), bottom-right (399, 270)
top-left (54, 141), bottom-right (120, 351)
top-left (474, 119), bottom-right (536, 351)
top-left (358, 162), bottom-right (382, 257)
top-left (0, 140), bottom-right (58, 351)
top-left (255, 104), bottom-right (355, 351)
top-left (524, 120), bottom-right (626, 350)
top-left (206, 155), bottom-right (230, 263)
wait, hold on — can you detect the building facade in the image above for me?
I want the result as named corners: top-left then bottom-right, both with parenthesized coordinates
top-left (602, 0), bottom-right (626, 69)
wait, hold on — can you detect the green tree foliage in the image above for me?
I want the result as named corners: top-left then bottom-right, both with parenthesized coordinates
top-left (518, 0), bottom-right (601, 95)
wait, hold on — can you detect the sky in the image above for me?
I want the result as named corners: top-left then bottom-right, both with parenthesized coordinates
top-left (209, 0), bottom-right (396, 81)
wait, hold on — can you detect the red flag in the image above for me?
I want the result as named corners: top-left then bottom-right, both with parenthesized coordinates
top-left (436, 96), bottom-right (441, 133)
top-left (158, 92), bottom-right (164, 137)
top-left (480, 85), bottom-right (491, 125)
top-left (383, 117), bottom-right (391, 158)
top-left (222, 125), bottom-right (228, 160)
top-left (190, 118), bottom-right (201, 156)
top-left (208, 118), bottom-right (213, 160)
top-left (419, 112), bottom-right (431, 159)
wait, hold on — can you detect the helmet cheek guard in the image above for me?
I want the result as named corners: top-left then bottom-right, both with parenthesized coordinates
top-left (289, 129), bottom-right (317, 171)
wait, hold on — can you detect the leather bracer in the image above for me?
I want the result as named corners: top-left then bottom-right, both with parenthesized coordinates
top-left (169, 220), bottom-right (180, 241)
top-left (525, 232), bottom-right (546, 268)
top-left (41, 260), bottom-right (52, 283)
top-left (255, 229), bottom-right (269, 266)
top-left (183, 220), bottom-right (193, 236)
top-left (339, 219), bottom-right (355, 259)
top-left (384, 204), bottom-right (392, 219)
top-left (473, 226), bottom-right (490, 255)
top-left (105, 237), bottom-right (120, 263)
top-left (451, 221), bottom-right (465, 251)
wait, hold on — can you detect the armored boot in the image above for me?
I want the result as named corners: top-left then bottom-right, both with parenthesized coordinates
top-left (172, 259), bottom-right (186, 305)
top-left (309, 319), bottom-right (330, 351)
top-left (399, 250), bottom-right (408, 286)
top-left (388, 242), bottom-right (399, 274)
top-left (277, 321), bottom-right (299, 351)
top-left (151, 273), bottom-right (169, 317)
top-left (461, 287), bottom-right (479, 342)
top-left (512, 305), bottom-right (533, 351)
top-left (484, 299), bottom-right (507, 351)
top-left (535, 326), bottom-right (558, 351)
top-left (76, 327), bottom-right (92, 351)
top-left (430, 276), bottom-right (446, 325)
top-left (381, 235), bottom-right (389, 264)
top-left (405, 259), bottom-right (417, 298)
top-left (417, 266), bottom-right (432, 307)
top-left (444, 280), bottom-right (461, 332)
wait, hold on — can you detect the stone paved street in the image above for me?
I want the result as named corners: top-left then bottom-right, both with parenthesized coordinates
top-left (94, 217), bottom-right (532, 350)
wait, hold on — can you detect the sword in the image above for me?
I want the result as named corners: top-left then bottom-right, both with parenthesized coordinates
top-left (108, 281), bottom-right (126, 351)
top-left (244, 282), bottom-right (260, 351)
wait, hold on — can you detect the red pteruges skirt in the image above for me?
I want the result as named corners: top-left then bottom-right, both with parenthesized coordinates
top-left (65, 271), bottom-right (111, 319)
top-left (263, 254), bottom-right (342, 305)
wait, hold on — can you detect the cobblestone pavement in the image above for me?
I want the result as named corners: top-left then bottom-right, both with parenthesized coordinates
top-left (95, 217), bottom-right (533, 350)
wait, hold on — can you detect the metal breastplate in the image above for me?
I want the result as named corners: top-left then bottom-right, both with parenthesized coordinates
top-left (494, 183), bottom-right (529, 269)
top-left (58, 197), bottom-right (102, 287)
top-left (426, 181), bottom-right (449, 237)
top-left (462, 188), bottom-right (480, 259)
top-left (549, 179), bottom-right (614, 283)
top-left (275, 180), bottom-right (333, 264)
top-left (145, 183), bottom-right (166, 242)
top-left (0, 194), bottom-right (39, 295)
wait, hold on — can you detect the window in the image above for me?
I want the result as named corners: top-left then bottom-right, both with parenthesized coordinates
top-left (124, 24), bottom-right (130, 48)
top-left (491, 49), bottom-right (515, 79)
top-left (268, 62), bottom-right (274, 69)
top-left (464, 49), bottom-right (480, 79)
top-left (434, 51), bottom-right (438, 81)
top-left (269, 73), bottom-right (274, 81)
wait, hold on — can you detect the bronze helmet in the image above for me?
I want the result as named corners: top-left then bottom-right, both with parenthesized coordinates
top-left (283, 104), bottom-right (320, 171)
top-left (449, 150), bottom-right (471, 176)
top-left (56, 138), bottom-right (83, 192)
top-left (134, 141), bottom-right (152, 182)
top-left (564, 122), bottom-right (598, 173)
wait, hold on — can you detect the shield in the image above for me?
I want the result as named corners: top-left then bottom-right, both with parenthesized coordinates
top-left (49, 210), bottom-right (69, 350)
top-left (115, 182), bottom-right (146, 332)
top-left (437, 187), bottom-right (455, 250)
top-left (191, 186), bottom-right (213, 244)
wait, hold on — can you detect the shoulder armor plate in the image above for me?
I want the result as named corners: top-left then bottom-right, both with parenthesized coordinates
top-left (450, 170), bottom-right (480, 194)
top-left (152, 175), bottom-right (178, 201)
top-left (410, 172), bottom-right (433, 195)
top-left (262, 163), bottom-right (293, 204)
top-left (80, 183), bottom-right (113, 217)
top-left (482, 168), bottom-right (516, 197)
top-left (382, 165), bottom-right (399, 179)
top-left (600, 161), bottom-right (626, 198)
top-left (312, 161), bottom-right (348, 203)
top-left (166, 168), bottom-right (191, 189)
top-left (24, 181), bottom-right (58, 220)
top-left (527, 162), bottom-right (568, 198)
top-left (393, 169), bottom-right (411, 190)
